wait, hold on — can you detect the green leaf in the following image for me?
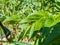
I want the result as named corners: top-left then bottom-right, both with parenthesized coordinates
top-left (20, 12), bottom-right (41, 24)
top-left (29, 23), bottom-right (35, 39)
top-left (0, 16), bottom-right (6, 22)
top-left (41, 27), bottom-right (51, 38)
top-left (56, 2), bottom-right (60, 6)
top-left (4, 15), bottom-right (21, 24)
top-left (44, 16), bottom-right (55, 27)
top-left (43, 22), bottom-right (60, 45)
top-left (54, 14), bottom-right (60, 22)
top-left (22, 25), bottom-right (31, 38)
top-left (35, 39), bottom-right (39, 45)
top-left (34, 18), bottom-right (44, 31)
top-left (12, 41), bottom-right (32, 45)
top-left (55, 0), bottom-right (60, 2)
top-left (18, 30), bottom-right (25, 41)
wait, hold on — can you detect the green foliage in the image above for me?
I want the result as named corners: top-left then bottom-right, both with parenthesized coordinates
top-left (3, 15), bottom-right (21, 24)
top-left (18, 11), bottom-right (60, 45)
top-left (12, 41), bottom-right (32, 45)
top-left (0, 0), bottom-right (60, 45)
